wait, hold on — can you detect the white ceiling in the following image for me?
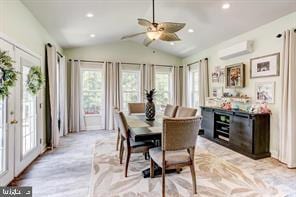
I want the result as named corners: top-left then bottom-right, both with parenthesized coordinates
top-left (22, 0), bottom-right (296, 58)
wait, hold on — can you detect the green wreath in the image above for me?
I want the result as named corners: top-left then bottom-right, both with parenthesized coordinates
top-left (0, 50), bottom-right (18, 98)
top-left (26, 66), bottom-right (45, 95)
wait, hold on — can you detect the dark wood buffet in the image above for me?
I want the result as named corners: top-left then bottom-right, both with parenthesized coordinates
top-left (200, 106), bottom-right (270, 159)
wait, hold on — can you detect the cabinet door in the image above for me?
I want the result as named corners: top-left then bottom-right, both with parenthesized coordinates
top-left (201, 108), bottom-right (214, 139)
top-left (229, 115), bottom-right (252, 153)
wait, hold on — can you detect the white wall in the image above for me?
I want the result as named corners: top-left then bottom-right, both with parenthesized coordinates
top-left (64, 40), bottom-right (182, 66)
top-left (0, 0), bottom-right (63, 149)
top-left (183, 11), bottom-right (296, 158)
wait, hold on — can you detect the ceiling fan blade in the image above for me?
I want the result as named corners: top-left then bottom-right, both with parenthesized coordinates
top-left (143, 37), bottom-right (154, 47)
top-left (158, 22), bottom-right (186, 33)
top-left (121, 32), bottom-right (146, 40)
top-left (138, 18), bottom-right (152, 27)
top-left (159, 33), bottom-right (181, 41)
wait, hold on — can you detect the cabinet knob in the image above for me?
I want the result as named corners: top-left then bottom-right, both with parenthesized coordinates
top-left (10, 120), bottom-right (18, 124)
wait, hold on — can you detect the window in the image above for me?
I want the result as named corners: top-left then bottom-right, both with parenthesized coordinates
top-left (121, 70), bottom-right (141, 111)
top-left (155, 69), bottom-right (172, 112)
top-left (81, 67), bottom-right (104, 130)
top-left (189, 65), bottom-right (199, 108)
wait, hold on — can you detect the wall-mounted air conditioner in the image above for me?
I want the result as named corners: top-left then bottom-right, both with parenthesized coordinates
top-left (218, 40), bottom-right (253, 60)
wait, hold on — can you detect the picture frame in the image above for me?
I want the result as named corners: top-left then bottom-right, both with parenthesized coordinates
top-left (225, 63), bottom-right (245, 88)
top-left (250, 53), bottom-right (280, 78)
top-left (255, 82), bottom-right (275, 104)
top-left (211, 66), bottom-right (224, 83)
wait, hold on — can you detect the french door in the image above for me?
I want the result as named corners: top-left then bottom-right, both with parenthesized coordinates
top-left (14, 49), bottom-right (41, 176)
top-left (0, 38), bottom-right (15, 185)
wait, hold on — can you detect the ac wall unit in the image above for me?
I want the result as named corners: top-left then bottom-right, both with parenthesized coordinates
top-left (218, 40), bottom-right (253, 60)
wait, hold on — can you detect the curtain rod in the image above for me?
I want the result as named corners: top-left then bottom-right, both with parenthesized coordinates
top-left (68, 59), bottom-right (174, 67)
top-left (47, 43), bottom-right (63, 58)
top-left (187, 58), bottom-right (208, 66)
top-left (276, 28), bottom-right (296, 38)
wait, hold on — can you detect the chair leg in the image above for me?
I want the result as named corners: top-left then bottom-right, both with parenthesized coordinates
top-left (124, 149), bottom-right (131, 177)
top-left (150, 158), bottom-right (155, 178)
top-left (190, 163), bottom-right (197, 194)
top-left (162, 151), bottom-right (166, 197)
top-left (119, 139), bottom-right (124, 164)
top-left (116, 130), bottom-right (120, 151)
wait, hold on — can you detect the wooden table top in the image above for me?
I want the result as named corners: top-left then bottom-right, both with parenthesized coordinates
top-left (126, 115), bottom-right (163, 142)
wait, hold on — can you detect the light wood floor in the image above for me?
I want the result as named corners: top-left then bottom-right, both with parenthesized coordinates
top-left (10, 130), bottom-right (108, 197)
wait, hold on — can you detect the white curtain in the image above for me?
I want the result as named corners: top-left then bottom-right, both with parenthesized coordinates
top-left (69, 60), bottom-right (84, 132)
top-left (46, 45), bottom-right (59, 147)
top-left (59, 56), bottom-right (68, 135)
top-left (181, 65), bottom-right (190, 106)
top-left (144, 64), bottom-right (155, 91)
top-left (279, 29), bottom-right (296, 168)
top-left (172, 66), bottom-right (181, 105)
top-left (105, 62), bottom-right (121, 130)
top-left (198, 58), bottom-right (209, 107)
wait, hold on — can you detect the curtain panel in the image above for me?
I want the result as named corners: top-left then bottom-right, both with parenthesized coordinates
top-left (46, 45), bottom-right (59, 147)
top-left (172, 66), bottom-right (181, 105)
top-left (199, 58), bottom-right (209, 107)
top-left (69, 60), bottom-right (84, 132)
top-left (104, 62), bottom-right (121, 130)
top-left (144, 64), bottom-right (155, 91)
top-left (279, 29), bottom-right (296, 168)
top-left (181, 65), bottom-right (190, 106)
top-left (59, 56), bottom-right (68, 136)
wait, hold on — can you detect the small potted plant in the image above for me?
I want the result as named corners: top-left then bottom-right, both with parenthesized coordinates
top-left (145, 88), bottom-right (156, 120)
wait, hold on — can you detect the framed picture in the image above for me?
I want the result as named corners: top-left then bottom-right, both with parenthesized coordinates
top-left (225, 63), bottom-right (245, 88)
top-left (250, 53), bottom-right (280, 78)
top-left (212, 66), bottom-right (225, 83)
top-left (255, 82), bottom-right (275, 104)
top-left (212, 87), bottom-right (223, 97)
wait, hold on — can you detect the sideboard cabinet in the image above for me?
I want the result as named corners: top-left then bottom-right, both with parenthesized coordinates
top-left (200, 106), bottom-right (270, 159)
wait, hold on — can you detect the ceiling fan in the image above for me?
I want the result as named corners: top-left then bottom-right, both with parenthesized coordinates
top-left (121, 0), bottom-right (186, 47)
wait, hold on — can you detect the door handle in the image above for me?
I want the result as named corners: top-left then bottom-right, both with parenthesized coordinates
top-left (10, 120), bottom-right (18, 124)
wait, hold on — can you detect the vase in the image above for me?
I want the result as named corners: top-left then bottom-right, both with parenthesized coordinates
top-left (145, 101), bottom-right (155, 121)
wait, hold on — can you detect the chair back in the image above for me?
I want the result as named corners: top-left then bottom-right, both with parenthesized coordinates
top-left (128, 103), bottom-right (145, 115)
top-left (114, 111), bottom-right (129, 139)
top-left (175, 107), bottom-right (197, 117)
top-left (162, 117), bottom-right (200, 151)
top-left (163, 104), bottom-right (178, 117)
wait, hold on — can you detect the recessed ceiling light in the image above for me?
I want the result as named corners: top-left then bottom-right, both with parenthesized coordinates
top-left (170, 42), bottom-right (175, 45)
top-left (90, 34), bottom-right (96, 38)
top-left (188, 29), bottom-right (194, 33)
top-left (86, 12), bottom-right (94, 18)
top-left (222, 3), bottom-right (230, 9)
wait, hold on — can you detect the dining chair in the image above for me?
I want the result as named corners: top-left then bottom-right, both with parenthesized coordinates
top-left (128, 103), bottom-right (145, 115)
top-left (175, 106), bottom-right (197, 117)
top-left (113, 107), bottom-right (120, 151)
top-left (114, 110), bottom-right (153, 177)
top-left (149, 117), bottom-right (200, 197)
top-left (163, 104), bottom-right (178, 118)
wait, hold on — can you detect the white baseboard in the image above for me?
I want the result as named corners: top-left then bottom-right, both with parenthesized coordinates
top-left (270, 149), bottom-right (279, 159)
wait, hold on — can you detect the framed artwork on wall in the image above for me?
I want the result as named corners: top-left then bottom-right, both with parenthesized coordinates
top-left (212, 87), bottom-right (223, 98)
top-left (225, 63), bottom-right (245, 88)
top-left (250, 53), bottom-right (280, 78)
top-left (255, 82), bottom-right (275, 104)
top-left (212, 66), bottom-right (225, 83)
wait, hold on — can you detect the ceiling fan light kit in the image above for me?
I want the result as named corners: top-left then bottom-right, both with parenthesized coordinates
top-left (121, 0), bottom-right (186, 47)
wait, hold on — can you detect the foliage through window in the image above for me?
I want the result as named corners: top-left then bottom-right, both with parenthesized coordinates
top-left (121, 70), bottom-right (141, 111)
top-left (190, 70), bottom-right (199, 108)
top-left (155, 71), bottom-right (171, 111)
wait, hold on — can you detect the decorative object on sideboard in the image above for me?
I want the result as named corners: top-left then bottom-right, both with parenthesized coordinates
top-left (248, 103), bottom-right (272, 114)
top-left (255, 82), bottom-right (275, 104)
top-left (225, 63), bottom-right (245, 88)
top-left (145, 88), bottom-right (156, 121)
top-left (0, 50), bottom-right (19, 99)
top-left (250, 53), bottom-right (280, 78)
top-left (212, 87), bottom-right (223, 98)
top-left (211, 66), bottom-right (224, 83)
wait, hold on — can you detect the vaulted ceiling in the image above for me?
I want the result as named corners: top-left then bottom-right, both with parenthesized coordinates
top-left (22, 0), bottom-right (296, 57)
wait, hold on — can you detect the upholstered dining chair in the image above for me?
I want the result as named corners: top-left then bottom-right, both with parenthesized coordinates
top-left (114, 111), bottom-right (153, 177)
top-left (128, 103), bottom-right (145, 115)
top-left (163, 104), bottom-right (178, 118)
top-left (149, 117), bottom-right (200, 196)
top-left (175, 106), bottom-right (197, 117)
